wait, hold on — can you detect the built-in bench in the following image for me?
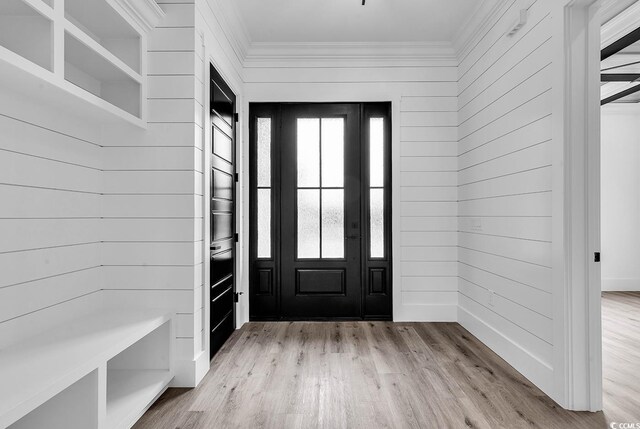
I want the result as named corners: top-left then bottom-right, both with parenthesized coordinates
top-left (0, 309), bottom-right (174, 429)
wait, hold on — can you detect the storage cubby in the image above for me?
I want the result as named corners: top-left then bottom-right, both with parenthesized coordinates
top-left (106, 321), bottom-right (172, 429)
top-left (64, 0), bottom-right (141, 73)
top-left (0, 0), bottom-right (53, 70)
top-left (65, 31), bottom-right (141, 117)
top-left (8, 370), bottom-right (99, 429)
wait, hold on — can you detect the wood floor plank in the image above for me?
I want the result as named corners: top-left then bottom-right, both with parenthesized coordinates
top-left (135, 293), bottom-right (639, 428)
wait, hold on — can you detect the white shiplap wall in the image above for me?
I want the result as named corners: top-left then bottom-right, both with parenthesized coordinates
top-left (245, 61), bottom-right (459, 321)
top-left (100, 0), bottom-right (205, 386)
top-left (0, 88), bottom-right (103, 344)
top-left (456, 0), bottom-right (555, 394)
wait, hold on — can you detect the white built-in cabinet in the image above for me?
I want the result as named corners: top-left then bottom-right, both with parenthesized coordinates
top-left (0, 0), bottom-right (163, 127)
top-left (0, 311), bottom-right (174, 429)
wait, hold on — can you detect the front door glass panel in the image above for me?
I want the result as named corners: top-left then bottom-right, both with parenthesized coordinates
top-left (296, 117), bottom-right (345, 259)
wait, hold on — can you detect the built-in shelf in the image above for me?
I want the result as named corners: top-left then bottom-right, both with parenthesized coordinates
top-left (107, 370), bottom-right (173, 429)
top-left (0, 0), bottom-right (53, 71)
top-left (65, 31), bottom-right (141, 117)
top-left (106, 321), bottom-right (172, 429)
top-left (0, 0), bottom-right (164, 127)
top-left (8, 371), bottom-right (99, 429)
top-left (65, 0), bottom-right (141, 73)
top-left (0, 310), bottom-right (174, 429)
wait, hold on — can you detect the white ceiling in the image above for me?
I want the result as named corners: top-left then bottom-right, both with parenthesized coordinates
top-left (232, 0), bottom-right (487, 44)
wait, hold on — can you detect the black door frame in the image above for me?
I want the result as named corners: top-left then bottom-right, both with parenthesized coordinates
top-left (209, 64), bottom-right (237, 359)
top-left (249, 102), bottom-right (393, 321)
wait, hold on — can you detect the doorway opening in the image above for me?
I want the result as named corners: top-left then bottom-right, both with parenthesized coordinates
top-left (248, 103), bottom-right (392, 320)
top-left (600, 6), bottom-right (640, 417)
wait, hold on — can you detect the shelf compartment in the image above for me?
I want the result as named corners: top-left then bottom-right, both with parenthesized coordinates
top-left (106, 321), bottom-right (172, 429)
top-left (65, 0), bottom-right (141, 73)
top-left (0, 0), bottom-right (53, 71)
top-left (65, 31), bottom-right (141, 117)
top-left (8, 370), bottom-right (99, 429)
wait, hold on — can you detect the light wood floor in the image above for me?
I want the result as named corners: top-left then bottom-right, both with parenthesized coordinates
top-left (135, 293), bottom-right (640, 428)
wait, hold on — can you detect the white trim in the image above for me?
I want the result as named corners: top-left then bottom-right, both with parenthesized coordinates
top-left (458, 306), bottom-right (554, 394)
top-left (551, 0), bottom-right (602, 412)
top-left (111, 0), bottom-right (165, 34)
top-left (453, 0), bottom-right (510, 60)
top-left (245, 42), bottom-right (457, 62)
top-left (601, 0), bottom-right (640, 45)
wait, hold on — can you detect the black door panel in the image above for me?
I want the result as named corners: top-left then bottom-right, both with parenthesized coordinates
top-left (210, 64), bottom-right (236, 359)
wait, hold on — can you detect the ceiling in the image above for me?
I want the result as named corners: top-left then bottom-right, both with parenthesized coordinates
top-left (231, 0), bottom-right (487, 44)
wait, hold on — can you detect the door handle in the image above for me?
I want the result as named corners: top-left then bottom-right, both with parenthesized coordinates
top-left (345, 235), bottom-right (361, 240)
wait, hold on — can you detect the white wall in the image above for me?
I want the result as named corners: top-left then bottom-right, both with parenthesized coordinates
top-left (0, 85), bottom-right (103, 345)
top-left (456, 0), bottom-right (555, 396)
top-left (601, 105), bottom-right (640, 291)
top-left (244, 58), bottom-right (459, 322)
top-left (99, 0), bottom-right (205, 386)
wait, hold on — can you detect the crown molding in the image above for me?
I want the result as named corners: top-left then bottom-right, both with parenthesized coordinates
top-left (112, 0), bottom-right (165, 34)
top-left (601, 0), bottom-right (640, 49)
top-left (211, 0), bottom-right (252, 63)
top-left (244, 41), bottom-right (457, 62)
top-left (453, 0), bottom-right (508, 61)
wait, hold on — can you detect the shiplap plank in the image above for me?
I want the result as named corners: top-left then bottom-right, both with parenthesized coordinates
top-left (401, 276), bottom-right (458, 292)
top-left (102, 242), bottom-right (202, 266)
top-left (0, 219), bottom-right (98, 253)
top-left (458, 216), bottom-right (551, 241)
top-left (459, 263), bottom-right (552, 318)
top-left (400, 97), bottom-right (457, 112)
top-left (102, 265), bottom-right (202, 290)
top-left (0, 243), bottom-right (100, 288)
top-left (101, 218), bottom-right (201, 242)
top-left (0, 268), bottom-right (101, 323)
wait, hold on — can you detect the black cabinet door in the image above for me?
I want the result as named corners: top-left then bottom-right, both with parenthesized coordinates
top-left (210, 64), bottom-right (236, 359)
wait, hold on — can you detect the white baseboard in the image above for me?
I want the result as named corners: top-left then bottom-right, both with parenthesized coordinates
top-left (172, 351), bottom-right (209, 388)
top-left (393, 304), bottom-right (457, 322)
top-left (602, 278), bottom-right (640, 291)
top-left (458, 305), bottom-right (555, 399)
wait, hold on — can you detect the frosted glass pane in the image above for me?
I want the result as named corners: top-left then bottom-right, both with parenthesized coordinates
top-left (370, 118), bottom-right (384, 187)
top-left (321, 118), bottom-right (344, 187)
top-left (257, 118), bottom-right (271, 187)
top-left (257, 189), bottom-right (271, 258)
top-left (297, 118), bottom-right (320, 187)
top-left (370, 189), bottom-right (384, 258)
top-left (322, 189), bottom-right (344, 258)
top-left (297, 189), bottom-right (320, 258)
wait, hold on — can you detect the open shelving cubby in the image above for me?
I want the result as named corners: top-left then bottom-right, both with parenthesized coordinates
top-left (8, 370), bottom-right (99, 429)
top-left (0, 0), bottom-right (53, 71)
top-left (64, 0), bottom-right (141, 74)
top-left (64, 31), bottom-right (142, 118)
top-left (0, 0), bottom-right (163, 127)
top-left (106, 320), bottom-right (173, 429)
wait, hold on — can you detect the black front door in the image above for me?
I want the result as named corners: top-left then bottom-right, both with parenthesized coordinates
top-left (280, 104), bottom-right (362, 318)
top-left (250, 103), bottom-right (392, 320)
top-left (210, 64), bottom-right (236, 359)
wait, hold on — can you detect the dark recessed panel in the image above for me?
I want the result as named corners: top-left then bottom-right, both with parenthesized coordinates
top-left (213, 213), bottom-right (233, 242)
top-left (369, 268), bottom-right (387, 295)
top-left (212, 81), bottom-right (233, 126)
top-left (213, 170), bottom-right (233, 201)
top-left (213, 126), bottom-right (233, 163)
top-left (258, 269), bottom-right (273, 295)
top-left (296, 269), bottom-right (345, 295)
top-left (211, 285), bottom-right (233, 330)
top-left (211, 249), bottom-right (233, 286)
